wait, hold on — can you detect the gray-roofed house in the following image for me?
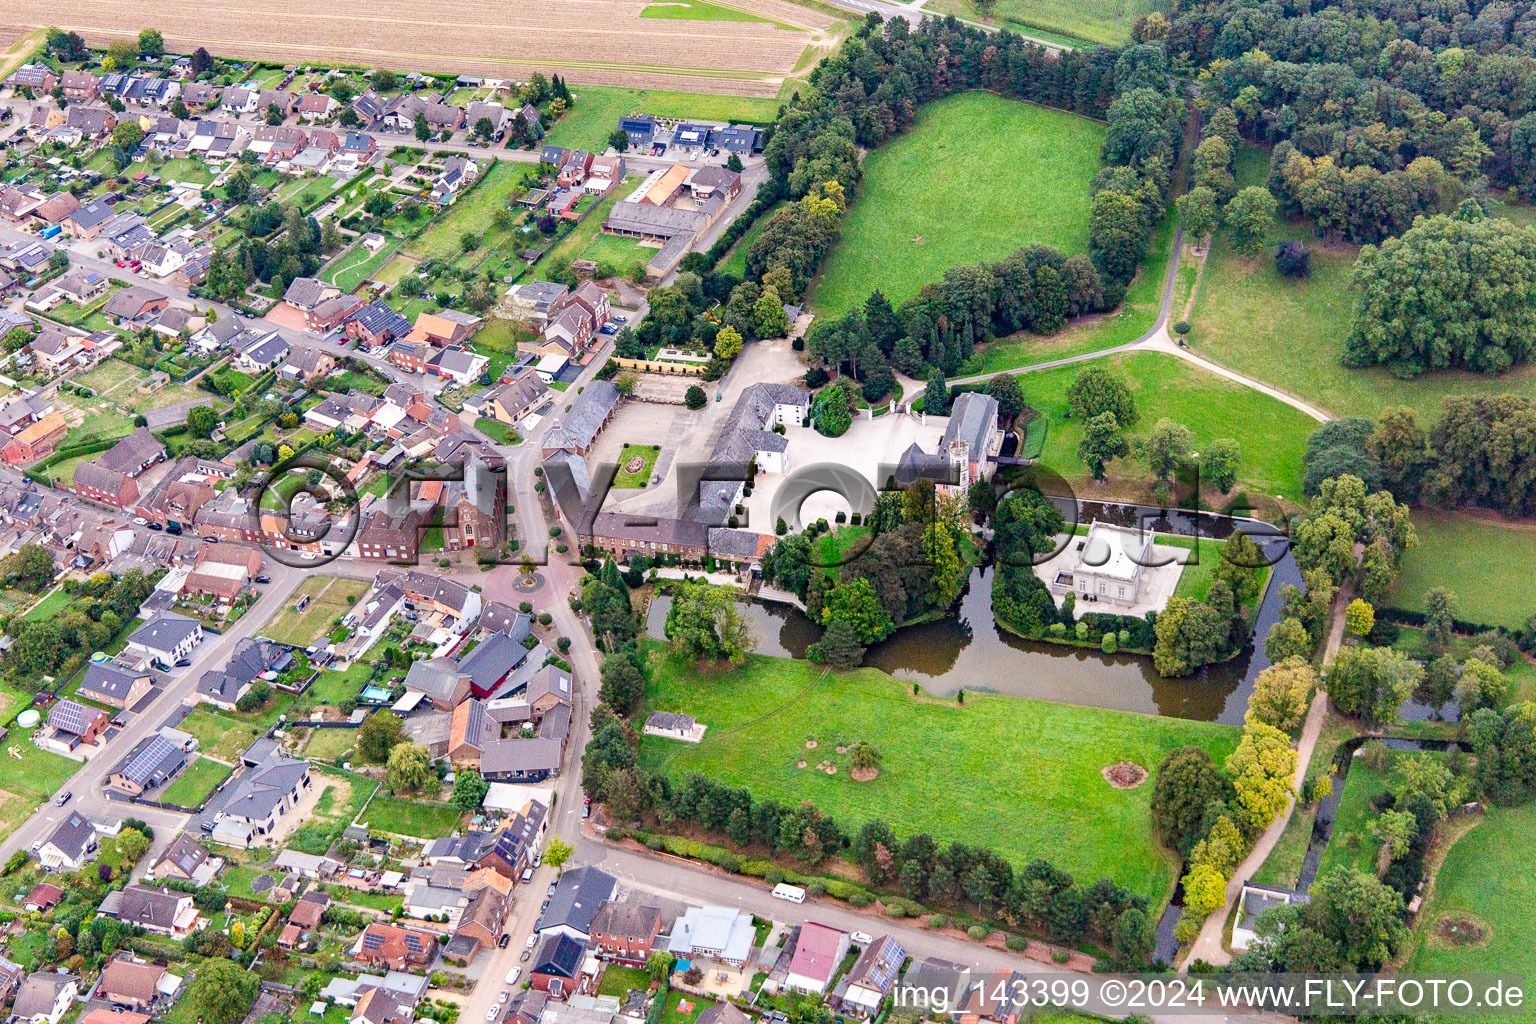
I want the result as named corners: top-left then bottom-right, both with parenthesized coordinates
top-left (38, 812), bottom-right (100, 871)
top-left (126, 613), bottom-right (202, 665)
top-left (835, 935), bottom-right (906, 1017)
top-left (404, 658), bottom-right (472, 711)
top-left (210, 752), bottom-right (312, 848)
top-left (103, 287), bottom-right (169, 325)
top-left (78, 659), bottom-right (153, 709)
top-left (283, 277), bottom-right (340, 312)
top-left (11, 972), bottom-right (79, 1024)
top-left (109, 885), bottom-right (202, 938)
top-left (540, 380), bottom-right (619, 458)
top-left (147, 833), bottom-right (220, 884)
top-left (642, 711), bottom-right (703, 743)
top-left (195, 636), bottom-right (289, 711)
top-left (534, 866), bottom-right (615, 942)
top-left (460, 631), bottom-right (528, 698)
top-left (106, 734), bottom-right (187, 797)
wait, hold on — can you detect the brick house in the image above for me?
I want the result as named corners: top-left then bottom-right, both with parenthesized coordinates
top-left (589, 903), bottom-right (662, 965)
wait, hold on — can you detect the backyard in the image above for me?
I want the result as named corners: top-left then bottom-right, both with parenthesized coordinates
top-left (257, 575), bottom-right (369, 647)
top-left (407, 161), bottom-right (527, 263)
top-left (359, 794), bottom-right (463, 839)
top-left (178, 708), bottom-right (263, 763)
top-left (808, 92), bottom-right (1104, 318)
top-left (160, 754), bottom-right (235, 809)
top-left (638, 646), bottom-right (1239, 907)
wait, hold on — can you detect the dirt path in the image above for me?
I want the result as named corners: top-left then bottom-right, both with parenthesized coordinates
top-left (1184, 584), bottom-right (1352, 967)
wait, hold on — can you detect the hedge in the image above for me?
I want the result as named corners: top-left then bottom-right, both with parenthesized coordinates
top-left (626, 829), bottom-right (879, 904)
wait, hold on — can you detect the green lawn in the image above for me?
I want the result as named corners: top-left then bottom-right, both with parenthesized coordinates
top-left (1386, 512), bottom-right (1536, 630)
top-left (179, 709), bottom-right (262, 763)
top-left (1405, 800), bottom-right (1536, 1019)
top-left (474, 417), bottom-right (519, 444)
top-left (159, 755), bottom-right (234, 808)
top-left (613, 443), bottom-right (661, 488)
top-left (1189, 145), bottom-right (1536, 423)
top-left (539, 184), bottom-right (635, 276)
top-left (957, 210), bottom-right (1177, 377)
top-left (1015, 350), bottom-right (1318, 505)
top-left (408, 161), bottom-right (527, 262)
top-left (808, 91), bottom-right (1104, 318)
top-left (642, 0), bottom-right (788, 25)
top-left (923, 0), bottom-right (1153, 44)
top-left (0, 737), bottom-right (80, 843)
top-left (638, 646), bottom-right (1239, 906)
top-left (717, 200), bottom-right (784, 277)
top-left (326, 239), bottom-right (401, 292)
top-left (257, 576), bottom-right (368, 647)
top-left (360, 795), bottom-right (462, 838)
top-left (1319, 749), bottom-right (1450, 882)
top-left (303, 728), bottom-right (357, 761)
top-left (21, 589), bottom-right (71, 622)
top-left (580, 229), bottom-right (657, 280)
top-left (543, 85), bottom-right (782, 152)
top-left (597, 966), bottom-right (651, 998)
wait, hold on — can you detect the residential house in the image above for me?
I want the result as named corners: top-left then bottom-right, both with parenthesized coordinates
top-left (23, 884), bottom-right (63, 913)
top-left (6, 64), bottom-right (58, 93)
top-left (506, 281), bottom-right (569, 326)
top-left (297, 94), bottom-right (338, 121)
top-left (11, 973), bottom-right (78, 1024)
top-left (585, 156), bottom-right (625, 197)
top-left (60, 70), bottom-right (99, 102)
top-left (31, 192), bottom-right (81, 226)
top-left (307, 293), bottom-right (366, 334)
top-left (181, 82), bottom-right (221, 109)
top-left (346, 301), bottom-right (412, 348)
top-left (98, 428), bottom-right (166, 478)
top-left (449, 886), bottom-right (508, 960)
top-left (97, 958), bottom-right (174, 1011)
top-left (835, 936), bottom-right (905, 1017)
top-left (536, 867), bottom-right (616, 942)
top-left (104, 287), bottom-right (169, 326)
top-left (529, 933), bottom-right (587, 999)
top-left (71, 461), bottom-right (139, 510)
top-left (126, 613), bottom-right (203, 666)
top-left (278, 346), bottom-right (336, 381)
top-left (404, 309), bottom-right (482, 348)
top-left (556, 151), bottom-right (594, 189)
top-left (232, 327), bottom-right (289, 371)
top-left (430, 156), bottom-right (479, 206)
top-left (588, 903), bottom-right (662, 966)
top-left (62, 200), bottom-right (118, 240)
top-left (147, 833), bottom-right (219, 884)
top-left (341, 131), bottom-right (378, 163)
top-left (665, 906), bottom-right (755, 967)
top-left (45, 700), bottom-right (110, 752)
top-left (65, 106), bottom-right (115, 139)
top-left (79, 659), bottom-right (153, 709)
top-left (425, 346), bottom-right (488, 385)
top-left (251, 124), bottom-right (309, 162)
top-left (403, 657), bottom-right (472, 711)
top-left (105, 733), bottom-right (188, 797)
top-left (465, 101), bottom-right (509, 138)
top-left (194, 636), bottom-right (289, 711)
top-left (283, 276), bottom-right (341, 312)
top-left (38, 812), bottom-right (100, 871)
top-left (209, 751), bottom-right (312, 848)
top-left (109, 885), bottom-right (203, 939)
top-left (184, 542), bottom-right (262, 603)
top-left (482, 371), bottom-right (550, 426)
top-left (539, 305), bottom-right (594, 361)
top-left (383, 96), bottom-right (465, 134)
top-left (354, 924), bottom-right (440, 971)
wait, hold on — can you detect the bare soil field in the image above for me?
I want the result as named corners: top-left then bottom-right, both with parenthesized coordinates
top-left (12, 0), bottom-right (834, 96)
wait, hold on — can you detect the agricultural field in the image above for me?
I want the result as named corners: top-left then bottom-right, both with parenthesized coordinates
top-left (44, 0), bottom-right (832, 97)
top-left (1015, 350), bottom-right (1318, 507)
top-left (809, 92), bottom-right (1104, 318)
top-left (922, 0), bottom-right (1156, 45)
top-left (256, 575), bottom-right (369, 648)
top-left (643, 0), bottom-right (788, 25)
top-left (544, 84), bottom-right (786, 151)
top-left (1386, 512), bottom-right (1536, 631)
top-left (1189, 146), bottom-right (1536, 423)
top-left (639, 646), bottom-right (1238, 907)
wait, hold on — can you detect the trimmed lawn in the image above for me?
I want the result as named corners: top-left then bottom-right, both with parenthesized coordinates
top-left (179, 709), bottom-right (262, 763)
top-left (360, 795), bottom-right (462, 838)
top-left (580, 228), bottom-right (657, 280)
top-left (1405, 800), bottom-right (1536, 1011)
top-left (22, 589), bottom-right (71, 622)
top-left (257, 575), bottom-right (368, 647)
top-left (543, 85), bottom-right (781, 152)
top-left (923, 0), bottom-right (1152, 44)
top-left (638, 647), bottom-right (1239, 906)
top-left (0, 738), bottom-right (80, 843)
top-left (1386, 511), bottom-right (1536, 631)
top-left (809, 92), bottom-right (1104, 318)
top-left (597, 966), bottom-right (651, 998)
top-left (539, 184), bottom-right (635, 275)
top-left (1016, 350), bottom-right (1317, 505)
top-left (1189, 145), bottom-right (1536, 423)
top-left (474, 417), bottom-right (519, 444)
top-left (613, 443), bottom-right (661, 488)
top-left (303, 728), bottom-right (358, 761)
top-left (160, 755), bottom-right (234, 808)
top-left (326, 238), bottom-right (401, 292)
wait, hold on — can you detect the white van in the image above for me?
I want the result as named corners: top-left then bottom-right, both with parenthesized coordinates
top-left (771, 883), bottom-right (806, 904)
top-left (504, 967), bottom-right (522, 986)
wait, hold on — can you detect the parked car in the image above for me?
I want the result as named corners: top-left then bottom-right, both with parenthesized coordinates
top-left (485, 1009), bottom-right (498, 1022)
top-left (525, 934), bottom-right (537, 949)
top-left (520, 949), bottom-right (531, 962)
top-left (598, 324), bottom-right (617, 335)
top-left (497, 934), bottom-right (511, 949)
top-left (146, 522), bottom-right (163, 531)
top-left (851, 931), bottom-right (873, 945)
top-left (504, 967), bottom-right (521, 986)
top-left (254, 575), bottom-right (271, 584)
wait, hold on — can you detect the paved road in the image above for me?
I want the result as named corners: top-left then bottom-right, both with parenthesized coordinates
top-left (0, 558), bottom-right (311, 864)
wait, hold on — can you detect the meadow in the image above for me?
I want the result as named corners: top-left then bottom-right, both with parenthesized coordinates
top-left (1017, 350), bottom-right (1318, 505)
top-left (1386, 512), bottom-right (1536, 630)
top-left (1188, 145), bottom-right (1536, 423)
top-left (808, 92), bottom-right (1105, 317)
top-left (638, 647), bottom-right (1239, 907)
top-left (922, 0), bottom-right (1157, 45)
top-left (543, 84), bottom-right (784, 152)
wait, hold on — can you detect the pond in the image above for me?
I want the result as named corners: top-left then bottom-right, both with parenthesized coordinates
top-left (649, 500), bottom-right (1316, 724)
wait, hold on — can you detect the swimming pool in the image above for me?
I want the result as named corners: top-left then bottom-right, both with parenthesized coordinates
top-left (361, 685), bottom-right (391, 703)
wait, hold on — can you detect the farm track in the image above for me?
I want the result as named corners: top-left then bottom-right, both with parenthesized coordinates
top-left (10, 0), bottom-right (833, 96)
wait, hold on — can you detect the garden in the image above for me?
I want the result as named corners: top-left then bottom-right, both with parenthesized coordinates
top-left (256, 575), bottom-right (369, 648)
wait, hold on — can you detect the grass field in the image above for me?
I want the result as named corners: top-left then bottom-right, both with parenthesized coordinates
top-left (22, 589), bottom-right (71, 622)
top-left (1386, 512), bottom-right (1536, 630)
top-left (179, 709), bottom-right (262, 763)
top-left (613, 443), bottom-right (662, 487)
top-left (160, 755), bottom-right (234, 808)
top-left (545, 85), bottom-right (783, 152)
top-left (1189, 146), bottom-right (1536, 423)
top-left (303, 728), bottom-right (358, 761)
top-left (717, 200), bottom-right (784, 277)
top-left (361, 795), bottom-right (462, 838)
top-left (809, 92), bottom-right (1104, 318)
top-left (957, 210), bottom-right (1177, 377)
top-left (642, 0), bottom-right (787, 26)
top-left (638, 647), bottom-right (1238, 906)
top-left (580, 229), bottom-right (658, 280)
top-left (408, 161), bottom-right (526, 262)
top-left (1015, 350), bottom-right (1318, 504)
top-left (1405, 801), bottom-right (1536, 1020)
top-left (922, 0), bottom-right (1154, 44)
top-left (326, 238), bottom-right (401, 292)
top-left (257, 575), bottom-right (368, 647)
top-left (0, 737), bottom-right (78, 843)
